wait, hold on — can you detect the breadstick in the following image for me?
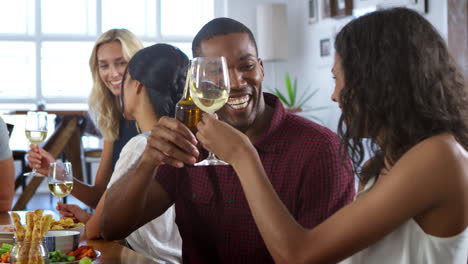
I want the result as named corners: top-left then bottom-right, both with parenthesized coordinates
top-left (40, 214), bottom-right (52, 237)
top-left (24, 212), bottom-right (34, 241)
top-left (29, 213), bottom-right (47, 264)
top-left (29, 212), bottom-right (40, 264)
top-left (18, 212), bottom-right (35, 264)
top-left (33, 209), bottom-right (43, 220)
top-left (10, 212), bottom-right (25, 242)
top-left (36, 214), bottom-right (52, 264)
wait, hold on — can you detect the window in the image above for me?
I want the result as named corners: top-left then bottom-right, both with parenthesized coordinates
top-left (0, 42), bottom-right (36, 99)
top-left (0, 0), bottom-right (223, 110)
top-left (161, 0), bottom-right (214, 37)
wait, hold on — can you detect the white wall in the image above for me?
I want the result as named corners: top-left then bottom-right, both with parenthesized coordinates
top-left (226, 0), bottom-right (448, 131)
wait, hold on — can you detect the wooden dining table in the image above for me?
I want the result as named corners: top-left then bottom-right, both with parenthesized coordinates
top-left (0, 211), bottom-right (158, 264)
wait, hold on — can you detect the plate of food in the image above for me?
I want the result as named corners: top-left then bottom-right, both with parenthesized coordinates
top-left (0, 225), bottom-right (13, 233)
top-left (2, 216), bottom-right (85, 243)
top-left (0, 225), bottom-right (14, 244)
top-left (4, 210), bottom-right (94, 264)
top-left (0, 242), bottom-right (12, 263)
top-left (48, 246), bottom-right (101, 263)
top-left (49, 218), bottom-right (85, 238)
top-left (0, 243), bottom-right (100, 264)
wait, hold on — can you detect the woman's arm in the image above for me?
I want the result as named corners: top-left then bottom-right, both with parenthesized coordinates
top-left (197, 115), bottom-right (457, 263)
top-left (236, 137), bottom-right (459, 263)
top-left (29, 140), bottom-right (115, 209)
top-left (71, 140), bottom-right (114, 208)
top-left (85, 191), bottom-right (107, 239)
top-left (0, 157), bottom-right (15, 212)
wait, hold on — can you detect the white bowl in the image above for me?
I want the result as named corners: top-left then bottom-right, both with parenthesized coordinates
top-left (44, 230), bottom-right (80, 254)
top-left (50, 225), bottom-right (85, 238)
top-left (68, 225), bottom-right (85, 238)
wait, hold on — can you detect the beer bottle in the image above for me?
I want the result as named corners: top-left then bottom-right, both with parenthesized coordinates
top-left (175, 64), bottom-right (201, 133)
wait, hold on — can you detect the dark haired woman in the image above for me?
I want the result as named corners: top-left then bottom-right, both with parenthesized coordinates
top-left (59, 43), bottom-right (188, 263)
top-left (196, 8), bottom-right (468, 263)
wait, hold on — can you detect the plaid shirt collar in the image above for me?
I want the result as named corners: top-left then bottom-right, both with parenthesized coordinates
top-left (254, 93), bottom-right (289, 153)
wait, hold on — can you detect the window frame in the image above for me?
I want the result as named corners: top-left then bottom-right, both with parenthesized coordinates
top-left (0, 0), bottom-right (226, 109)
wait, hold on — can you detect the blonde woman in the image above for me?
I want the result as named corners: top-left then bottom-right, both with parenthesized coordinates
top-left (28, 29), bottom-right (144, 209)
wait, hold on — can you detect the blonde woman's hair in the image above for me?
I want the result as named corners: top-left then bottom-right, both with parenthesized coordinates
top-left (88, 28), bottom-right (143, 140)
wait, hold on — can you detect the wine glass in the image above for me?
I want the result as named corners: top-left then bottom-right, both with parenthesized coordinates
top-left (189, 56), bottom-right (230, 166)
top-left (25, 111), bottom-right (48, 176)
top-left (47, 161), bottom-right (74, 204)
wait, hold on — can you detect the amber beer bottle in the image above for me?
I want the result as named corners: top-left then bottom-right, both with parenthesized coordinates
top-left (175, 65), bottom-right (201, 133)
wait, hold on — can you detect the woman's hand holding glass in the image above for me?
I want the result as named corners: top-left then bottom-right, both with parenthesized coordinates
top-left (27, 145), bottom-right (55, 176)
top-left (25, 111), bottom-right (48, 176)
top-left (47, 161), bottom-right (74, 205)
top-left (196, 113), bottom-right (256, 167)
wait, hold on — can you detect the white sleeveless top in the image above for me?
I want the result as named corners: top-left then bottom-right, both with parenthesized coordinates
top-left (108, 134), bottom-right (182, 264)
top-left (341, 178), bottom-right (468, 264)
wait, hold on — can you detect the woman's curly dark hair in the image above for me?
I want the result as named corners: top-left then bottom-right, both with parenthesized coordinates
top-left (334, 7), bottom-right (468, 183)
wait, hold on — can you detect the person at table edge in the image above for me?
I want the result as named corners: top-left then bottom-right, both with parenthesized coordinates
top-left (0, 117), bottom-right (15, 212)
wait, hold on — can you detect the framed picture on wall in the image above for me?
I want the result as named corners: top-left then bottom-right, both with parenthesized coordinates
top-left (322, 0), bottom-right (331, 19)
top-left (309, 0), bottom-right (319, 24)
top-left (330, 0), bottom-right (353, 18)
top-left (320, 38), bottom-right (331, 57)
top-left (377, 0), bottom-right (428, 14)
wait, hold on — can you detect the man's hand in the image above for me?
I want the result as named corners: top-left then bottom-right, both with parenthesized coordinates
top-left (140, 116), bottom-right (200, 169)
top-left (27, 145), bottom-right (55, 175)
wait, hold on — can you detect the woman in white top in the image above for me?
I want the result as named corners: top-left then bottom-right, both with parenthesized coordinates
top-left (58, 43), bottom-right (188, 263)
top-left (195, 8), bottom-right (468, 263)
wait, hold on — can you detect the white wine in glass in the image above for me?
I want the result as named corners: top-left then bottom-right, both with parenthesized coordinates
top-left (189, 56), bottom-right (230, 166)
top-left (48, 161), bottom-right (74, 204)
top-left (25, 130), bottom-right (48, 145)
top-left (25, 111), bottom-right (48, 176)
top-left (190, 82), bottom-right (229, 113)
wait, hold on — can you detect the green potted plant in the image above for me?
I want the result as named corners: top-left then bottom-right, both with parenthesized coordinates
top-left (269, 73), bottom-right (329, 124)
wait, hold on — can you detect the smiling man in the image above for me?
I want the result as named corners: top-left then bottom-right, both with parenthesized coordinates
top-left (101, 18), bottom-right (355, 264)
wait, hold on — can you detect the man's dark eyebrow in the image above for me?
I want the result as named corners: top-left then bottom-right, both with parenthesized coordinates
top-left (239, 54), bottom-right (257, 61)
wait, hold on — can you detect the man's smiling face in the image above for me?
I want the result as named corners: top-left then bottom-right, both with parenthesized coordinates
top-left (198, 33), bottom-right (265, 132)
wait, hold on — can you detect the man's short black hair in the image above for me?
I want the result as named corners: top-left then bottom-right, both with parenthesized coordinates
top-left (192, 17), bottom-right (258, 57)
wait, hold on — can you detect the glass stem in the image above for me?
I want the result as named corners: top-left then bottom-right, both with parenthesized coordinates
top-left (207, 152), bottom-right (217, 160)
top-left (31, 143), bottom-right (38, 176)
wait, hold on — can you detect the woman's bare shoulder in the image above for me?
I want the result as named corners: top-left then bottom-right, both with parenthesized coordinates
top-left (395, 133), bottom-right (468, 192)
top-left (410, 133), bottom-right (467, 165)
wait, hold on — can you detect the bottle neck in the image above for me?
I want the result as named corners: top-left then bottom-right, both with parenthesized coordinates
top-left (179, 66), bottom-right (193, 104)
